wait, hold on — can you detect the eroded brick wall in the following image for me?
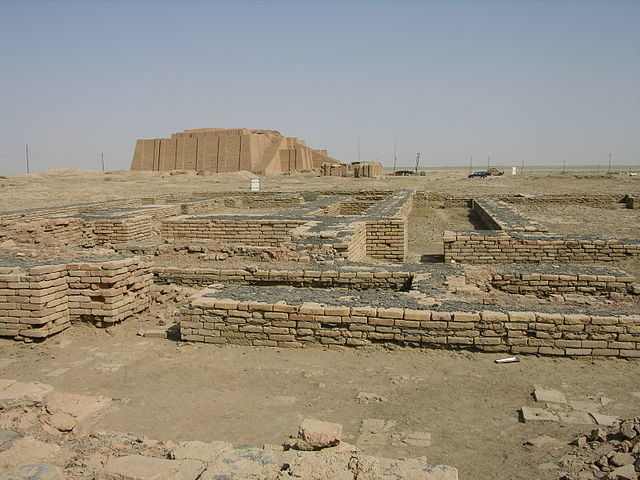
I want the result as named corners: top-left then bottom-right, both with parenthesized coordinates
top-left (366, 220), bottom-right (407, 261)
top-left (160, 217), bottom-right (305, 246)
top-left (0, 256), bottom-right (152, 340)
top-left (444, 231), bottom-right (640, 264)
top-left (180, 298), bottom-right (640, 358)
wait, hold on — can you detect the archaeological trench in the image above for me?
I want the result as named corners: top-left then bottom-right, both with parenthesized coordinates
top-left (1, 187), bottom-right (640, 479)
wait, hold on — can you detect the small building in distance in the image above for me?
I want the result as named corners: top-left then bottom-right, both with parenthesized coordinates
top-left (321, 161), bottom-right (384, 178)
top-left (130, 128), bottom-right (341, 175)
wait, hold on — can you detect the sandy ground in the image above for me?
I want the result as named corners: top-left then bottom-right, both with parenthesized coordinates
top-left (1, 320), bottom-right (639, 480)
top-left (0, 168), bottom-right (638, 212)
top-left (1, 168), bottom-right (639, 479)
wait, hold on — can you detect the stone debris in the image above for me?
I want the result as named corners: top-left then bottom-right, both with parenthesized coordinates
top-left (0, 436), bottom-right (66, 472)
top-left (169, 440), bottom-right (234, 463)
top-left (591, 413), bottom-right (620, 427)
top-left (520, 406), bottom-right (559, 423)
top-left (0, 381), bottom-right (54, 409)
top-left (99, 455), bottom-right (205, 480)
top-left (556, 417), bottom-right (640, 480)
top-left (290, 418), bottom-right (343, 451)
top-left (44, 391), bottom-right (111, 433)
top-left (559, 411), bottom-right (596, 426)
top-left (0, 463), bottom-right (63, 480)
top-left (534, 388), bottom-right (568, 404)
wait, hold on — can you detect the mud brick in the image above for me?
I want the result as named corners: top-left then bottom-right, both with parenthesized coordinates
top-left (404, 309), bottom-right (431, 321)
top-left (299, 303), bottom-right (325, 315)
top-left (377, 307), bottom-right (404, 319)
top-left (352, 306), bottom-right (377, 317)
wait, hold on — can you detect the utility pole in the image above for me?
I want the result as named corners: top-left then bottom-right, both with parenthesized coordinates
top-left (393, 136), bottom-right (397, 174)
top-left (520, 159), bottom-right (525, 176)
top-left (25, 144), bottom-right (30, 174)
top-left (608, 153), bottom-right (612, 174)
top-left (469, 156), bottom-right (473, 174)
top-left (101, 153), bottom-right (105, 172)
top-left (415, 152), bottom-right (420, 175)
top-left (357, 136), bottom-right (360, 162)
top-left (562, 158), bottom-right (566, 174)
top-left (487, 156), bottom-right (490, 170)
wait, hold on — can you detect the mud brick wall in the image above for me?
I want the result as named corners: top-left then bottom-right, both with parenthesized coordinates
top-left (65, 257), bottom-right (152, 325)
top-left (0, 256), bottom-right (152, 340)
top-left (317, 195), bottom-right (388, 216)
top-left (472, 199), bottom-right (548, 232)
top-left (92, 216), bottom-right (153, 244)
top-left (366, 220), bottom-right (407, 262)
top-left (0, 264), bottom-right (70, 340)
top-left (154, 266), bottom-right (411, 290)
top-left (321, 163), bottom-right (352, 177)
top-left (353, 162), bottom-right (384, 178)
top-left (0, 218), bottom-right (95, 247)
top-left (444, 231), bottom-right (640, 264)
top-left (346, 222), bottom-right (367, 261)
top-left (160, 217), bottom-right (305, 246)
top-left (492, 272), bottom-right (635, 296)
top-left (443, 198), bottom-right (471, 208)
top-left (502, 194), bottom-right (626, 206)
top-left (180, 298), bottom-right (640, 358)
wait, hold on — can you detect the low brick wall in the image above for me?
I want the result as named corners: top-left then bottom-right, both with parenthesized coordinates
top-left (472, 199), bottom-right (548, 232)
top-left (444, 231), bottom-right (640, 264)
top-left (366, 220), bottom-right (407, 261)
top-left (492, 272), bottom-right (635, 296)
top-left (0, 264), bottom-right (70, 339)
top-left (92, 216), bottom-right (154, 244)
top-left (178, 193), bottom-right (304, 215)
top-left (0, 217), bottom-right (95, 247)
top-left (0, 256), bottom-right (152, 340)
top-left (347, 222), bottom-right (367, 261)
top-left (154, 266), bottom-right (411, 290)
top-left (66, 257), bottom-right (152, 325)
top-left (180, 296), bottom-right (640, 358)
top-left (161, 217), bottom-right (304, 246)
top-left (317, 195), bottom-right (388, 216)
top-left (502, 194), bottom-right (626, 206)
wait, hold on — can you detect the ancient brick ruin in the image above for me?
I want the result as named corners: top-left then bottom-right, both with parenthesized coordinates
top-left (1, 190), bottom-right (639, 359)
top-left (130, 128), bottom-right (342, 175)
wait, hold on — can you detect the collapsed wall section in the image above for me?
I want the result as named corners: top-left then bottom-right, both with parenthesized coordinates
top-left (0, 264), bottom-right (70, 340)
top-left (0, 217), bottom-right (95, 247)
top-left (91, 215), bottom-right (154, 244)
top-left (0, 256), bottom-right (152, 340)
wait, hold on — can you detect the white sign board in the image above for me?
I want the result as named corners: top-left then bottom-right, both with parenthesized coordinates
top-left (250, 179), bottom-right (260, 192)
top-left (512, 167), bottom-right (517, 175)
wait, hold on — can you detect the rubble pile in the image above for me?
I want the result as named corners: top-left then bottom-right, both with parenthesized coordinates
top-left (0, 380), bottom-right (458, 479)
top-left (561, 418), bottom-right (640, 480)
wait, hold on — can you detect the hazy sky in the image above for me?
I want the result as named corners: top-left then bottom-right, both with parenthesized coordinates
top-left (1, 0), bottom-right (639, 175)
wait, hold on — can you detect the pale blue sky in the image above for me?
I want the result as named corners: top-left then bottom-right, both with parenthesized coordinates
top-left (1, 0), bottom-right (639, 175)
